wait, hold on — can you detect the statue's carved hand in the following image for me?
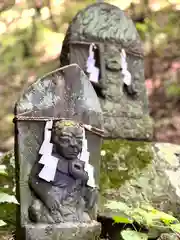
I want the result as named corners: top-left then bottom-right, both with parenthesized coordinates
top-left (85, 187), bottom-right (98, 209)
top-left (69, 159), bottom-right (88, 181)
top-left (46, 196), bottom-right (61, 212)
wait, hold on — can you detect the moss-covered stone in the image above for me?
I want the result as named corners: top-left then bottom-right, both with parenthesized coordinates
top-left (60, 2), bottom-right (153, 140)
top-left (157, 233), bottom-right (179, 240)
top-left (99, 140), bottom-right (153, 217)
top-left (100, 140), bottom-right (153, 191)
top-left (99, 140), bottom-right (180, 220)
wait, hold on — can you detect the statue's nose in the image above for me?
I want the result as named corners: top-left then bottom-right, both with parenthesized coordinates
top-left (70, 138), bottom-right (77, 146)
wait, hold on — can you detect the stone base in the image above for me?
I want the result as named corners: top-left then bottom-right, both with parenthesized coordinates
top-left (20, 221), bottom-right (101, 240)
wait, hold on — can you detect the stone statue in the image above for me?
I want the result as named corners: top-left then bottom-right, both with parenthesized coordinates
top-left (14, 64), bottom-right (103, 240)
top-left (29, 119), bottom-right (97, 223)
top-left (60, 2), bottom-right (153, 140)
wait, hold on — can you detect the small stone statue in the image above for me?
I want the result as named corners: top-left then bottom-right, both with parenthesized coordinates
top-left (29, 119), bottom-right (97, 223)
top-left (14, 65), bottom-right (103, 239)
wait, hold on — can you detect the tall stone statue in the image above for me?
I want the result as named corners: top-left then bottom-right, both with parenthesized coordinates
top-left (60, 2), bottom-right (153, 140)
top-left (14, 64), bottom-right (103, 240)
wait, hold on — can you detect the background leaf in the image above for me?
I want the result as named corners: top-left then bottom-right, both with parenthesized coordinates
top-left (121, 230), bottom-right (148, 240)
top-left (0, 219), bottom-right (6, 227)
top-left (0, 165), bottom-right (7, 176)
top-left (113, 215), bottom-right (133, 224)
top-left (0, 192), bottom-right (18, 204)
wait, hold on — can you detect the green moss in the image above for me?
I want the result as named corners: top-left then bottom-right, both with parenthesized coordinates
top-left (100, 140), bottom-right (153, 193)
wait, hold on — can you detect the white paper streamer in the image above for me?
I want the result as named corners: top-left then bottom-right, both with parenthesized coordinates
top-left (39, 155), bottom-right (59, 182)
top-left (89, 67), bottom-right (99, 83)
top-left (86, 43), bottom-right (95, 73)
top-left (78, 128), bottom-right (88, 162)
top-left (44, 129), bottom-right (52, 143)
top-left (86, 43), bottom-right (99, 83)
top-left (38, 121), bottom-right (96, 187)
top-left (38, 120), bottom-right (58, 182)
top-left (78, 128), bottom-right (96, 188)
top-left (45, 120), bottom-right (53, 130)
top-left (83, 124), bottom-right (92, 131)
top-left (39, 142), bottom-right (53, 156)
top-left (120, 49), bottom-right (132, 86)
top-left (85, 164), bottom-right (95, 188)
top-left (39, 164), bottom-right (57, 183)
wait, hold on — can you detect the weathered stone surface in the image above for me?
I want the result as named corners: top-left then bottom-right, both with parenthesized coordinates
top-left (60, 2), bottom-right (153, 140)
top-left (23, 221), bottom-right (101, 240)
top-left (99, 141), bottom-right (180, 219)
top-left (14, 64), bottom-right (103, 239)
top-left (157, 233), bottom-right (179, 240)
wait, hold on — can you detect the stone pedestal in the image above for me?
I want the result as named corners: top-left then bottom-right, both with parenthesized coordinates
top-left (22, 221), bottom-right (101, 240)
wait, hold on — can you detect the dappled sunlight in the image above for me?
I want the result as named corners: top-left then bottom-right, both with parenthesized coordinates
top-left (35, 27), bottom-right (64, 63)
top-left (108, 0), bottom-right (180, 10)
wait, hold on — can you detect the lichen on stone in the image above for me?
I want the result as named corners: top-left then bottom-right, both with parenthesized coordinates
top-left (99, 141), bottom-right (180, 220)
top-left (100, 139), bottom-right (153, 192)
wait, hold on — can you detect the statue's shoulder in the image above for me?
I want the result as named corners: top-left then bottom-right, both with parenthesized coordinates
top-left (56, 157), bottom-right (69, 174)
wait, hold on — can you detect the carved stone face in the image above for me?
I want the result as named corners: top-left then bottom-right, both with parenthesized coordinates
top-left (105, 44), bottom-right (122, 71)
top-left (52, 120), bottom-right (83, 159)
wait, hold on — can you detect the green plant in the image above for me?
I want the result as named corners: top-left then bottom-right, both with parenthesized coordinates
top-left (0, 163), bottom-right (18, 227)
top-left (105, 200), bottom-right (180, 240)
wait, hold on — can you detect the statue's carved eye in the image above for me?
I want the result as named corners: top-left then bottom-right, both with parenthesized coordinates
top-left (60, 137), bottom-right (70, 144)
top-left (77, 139), bottom-right (83, 145)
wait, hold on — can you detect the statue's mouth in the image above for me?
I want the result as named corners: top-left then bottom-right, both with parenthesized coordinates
top-left (67, 152), bottom-right (77, 156)
top-left (66, 147), bottom-right (79, 156)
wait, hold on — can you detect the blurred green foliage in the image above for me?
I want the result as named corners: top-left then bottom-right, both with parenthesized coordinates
top-left (105, 200), bottom-right (180, 239)
top-left (0, 151), bottom-right (17, 232)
